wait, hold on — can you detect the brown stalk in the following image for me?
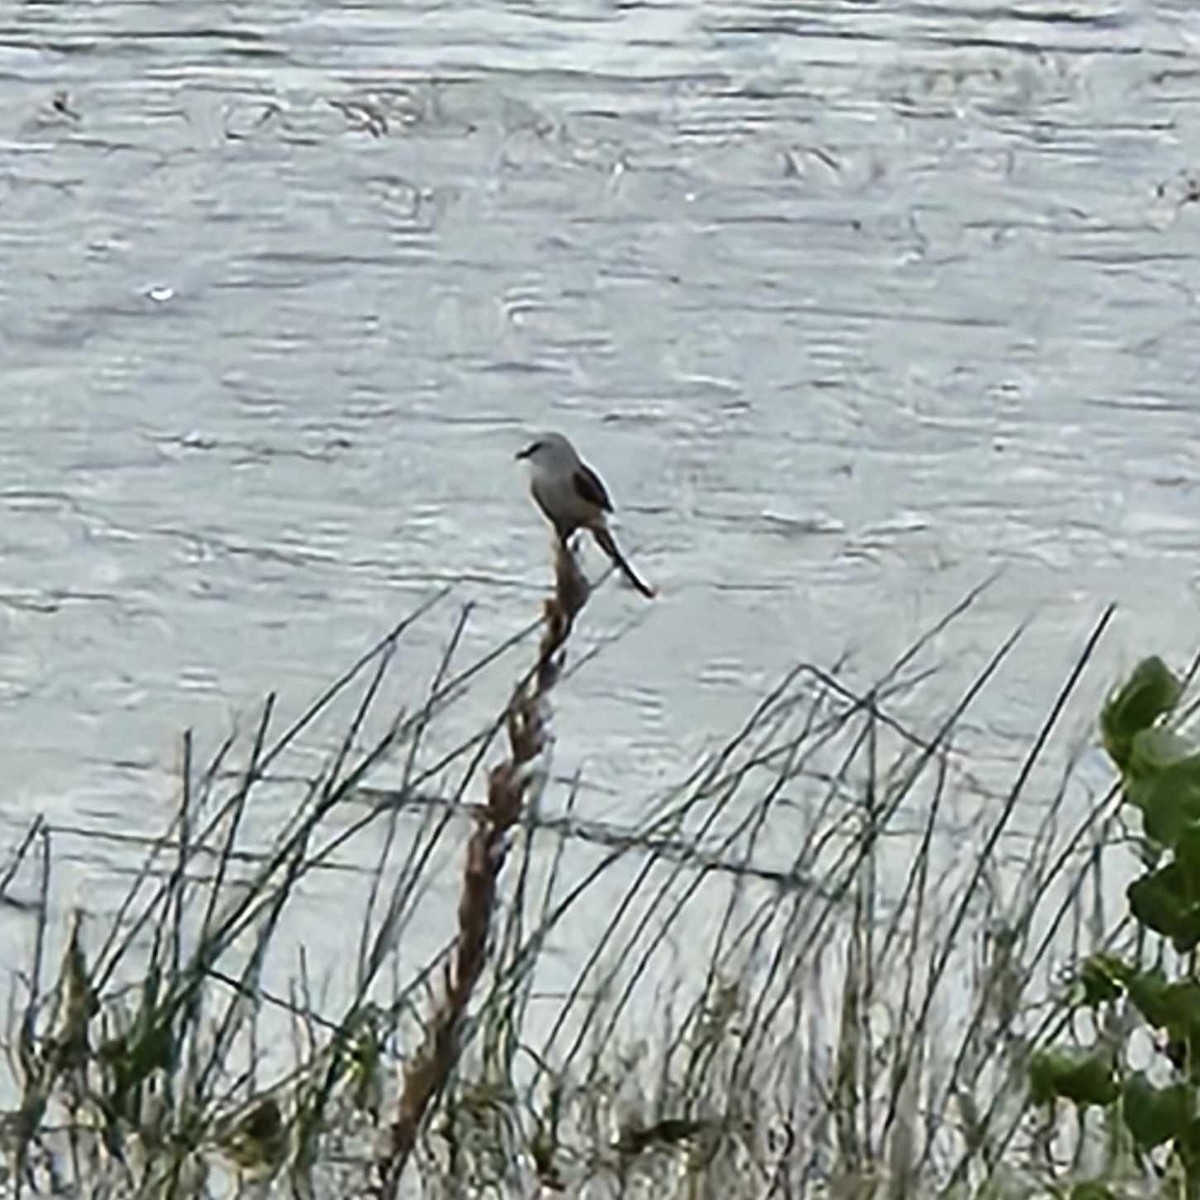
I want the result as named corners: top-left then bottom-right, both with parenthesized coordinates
top-left (376, 540), bottom-right (590, 1197)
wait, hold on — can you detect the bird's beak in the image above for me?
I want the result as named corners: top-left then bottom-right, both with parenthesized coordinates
top-left (515, 446), bottom-right (531, 460)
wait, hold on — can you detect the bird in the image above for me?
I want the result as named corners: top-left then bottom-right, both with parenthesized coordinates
top-left (516, 432), bottom-right (656, 599)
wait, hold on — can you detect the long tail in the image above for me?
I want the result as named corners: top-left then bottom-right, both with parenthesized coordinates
top-left (589, 525), bottom-right (656, 599)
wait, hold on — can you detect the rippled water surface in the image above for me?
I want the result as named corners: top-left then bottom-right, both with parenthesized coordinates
top-left (1, 1), bottom-right (1199, 943)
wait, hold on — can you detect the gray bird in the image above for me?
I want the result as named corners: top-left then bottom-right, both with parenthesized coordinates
top-left (516, 432), bottom-right (656, 599)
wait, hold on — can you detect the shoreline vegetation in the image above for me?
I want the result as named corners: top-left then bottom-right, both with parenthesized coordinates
top-left (0, 536), bottom-right (1185, 1199)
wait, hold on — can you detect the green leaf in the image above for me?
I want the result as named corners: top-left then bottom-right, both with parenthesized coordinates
top-left (1128, 967), bottom-right (1173, 1028)
top-left (1128, 866), bottom-right (1187, 937)
top-left (1128, 760), bottom-right (1200, 850)
top-left (1122, 1072), bottom-right (1192, 1150)
top-left (1128, 866), bottom-right (1200, 952)
top-left (1179, 823), bottom-right (1200, 883)
top-left (1164, 981), bottom-right (1200, 1049)
top-left (1179, 1116), bottom-right (1200, 1167)
top-left (1103, 657), bottom-right (1182, 771)
top-left (1029, 1051), bottom-right (1059, 1107)
top-left (1077, 954), bottom-right (1129, 1006)
top-left (1029, 1049), bottom-right (1118, 1108)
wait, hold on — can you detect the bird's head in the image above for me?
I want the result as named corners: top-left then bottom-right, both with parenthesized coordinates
top-left (515, 432), bottom-right (573, 466)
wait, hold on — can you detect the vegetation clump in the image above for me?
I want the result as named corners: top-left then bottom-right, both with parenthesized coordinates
top-left (0, 564), bottom-right (1182, 1198)
top-left (1033, 654), bottom-right (1200, 1199)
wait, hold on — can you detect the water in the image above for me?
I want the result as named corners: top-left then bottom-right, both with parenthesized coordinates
top-left (0, 1), bottom-right (1198, 959)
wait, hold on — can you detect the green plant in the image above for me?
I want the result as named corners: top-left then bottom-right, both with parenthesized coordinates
top-left (1032, 655), bottom-right (1200, 1197)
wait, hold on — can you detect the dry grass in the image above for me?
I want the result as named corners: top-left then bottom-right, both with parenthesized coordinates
top-left (378, 541), bottom-right (591, 1194)
top-left (0, 534), bottom-right (1155, 1199)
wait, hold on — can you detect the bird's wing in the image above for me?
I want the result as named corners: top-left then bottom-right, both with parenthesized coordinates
top-left (573, 463), bottom-right (613, 513)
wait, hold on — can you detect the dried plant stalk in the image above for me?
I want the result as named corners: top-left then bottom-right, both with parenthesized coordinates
top-left (376, 541), bottom-right (590, 1197)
